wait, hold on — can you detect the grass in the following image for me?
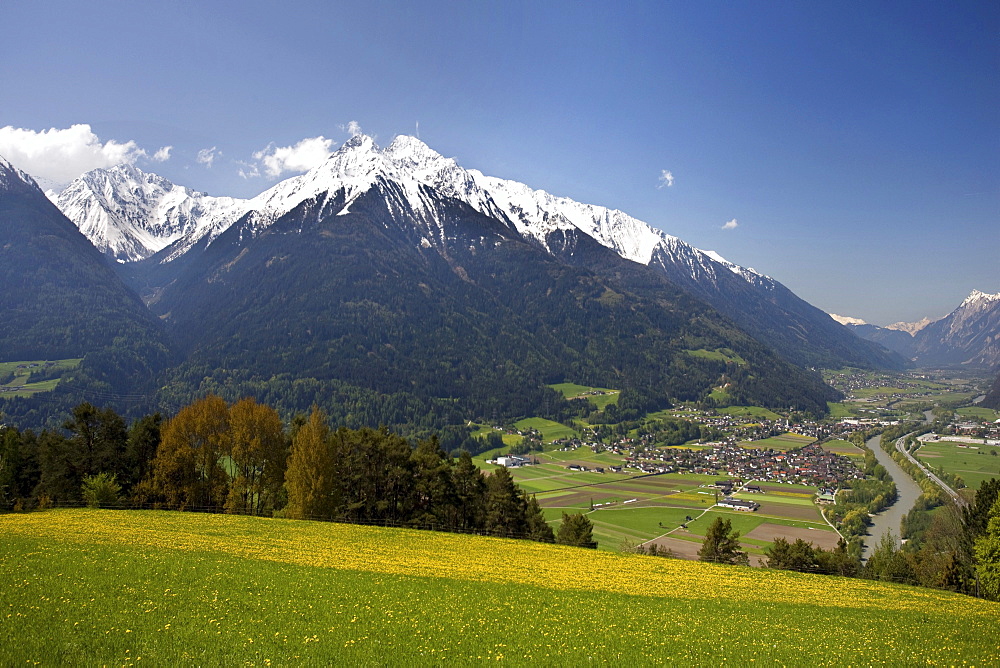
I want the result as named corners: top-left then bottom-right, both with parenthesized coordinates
top-left (512, 417), bottom-right (579, 443)
top-left (957, 406), bottom-right (1000, 420)
top-left (717, 406), bottom-right (781, 420)
top-left (739, 432), bottom-right (815, 450)
top-left (0, 357), bottom-right (82, 397)
top-left (914, 440), bottom-right (1000, 490)
top-left (2, 509), bottom-right (996, 665)
top-left (826, 402), bottom-right (855, 419)
top-left (684, 348), bottom-right (746, 365)
top-left (547, 383), bottom-right (620, 409)
top-left (821, 438), bottom-right (866, 460)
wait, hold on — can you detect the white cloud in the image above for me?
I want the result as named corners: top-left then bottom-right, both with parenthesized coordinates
top-left (0, 124), bottom-right (149, 183)
top-left (340, 120), bottom-right (363, 137)
top-left (657, 169), bottom-right (674, 189)
top-left (196, 146), bottom-right (219, 167)
top-left (152, 146), bottom-right (172, 162)
top-left (722, 218), bottom-right (739, 230)
top-left (237, 161), bottom-right (260, 179)
top-left (251, 136), bottom-right (335, 178)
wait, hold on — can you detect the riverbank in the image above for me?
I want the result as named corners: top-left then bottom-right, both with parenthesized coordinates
top-left (861, 433), bottom-right (923, 558)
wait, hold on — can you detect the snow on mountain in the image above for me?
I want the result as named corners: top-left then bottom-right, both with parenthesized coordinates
top-left (380, 136), bottom-right (771, 293)
top-left (961, 289), bottom-right (1000, 308)
top-left (55, 133), bottom-right (772, 294)
top-left (830, 314), bottom-right (868, 326)
top-left (0, 154), bottom-right (43, 194)
top-left (884, 317), bottom-right (935, 336)
top-left (55, 163), bottom-right (249, 262)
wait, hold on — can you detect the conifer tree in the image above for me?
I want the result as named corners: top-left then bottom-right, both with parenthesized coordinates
top-left (556, 512), bottom-right (594, 547)
top-left (698, 517), bottom-right (749, 565)
top-left (525, 493), bottom-right (555, 543)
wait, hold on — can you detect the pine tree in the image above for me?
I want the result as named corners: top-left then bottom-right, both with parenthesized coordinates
top-left (484, 467), bottom-right (526, 537)
top-left (698, 517), bottom-right (749, 565)
top-left (452, 451), bottom-right (486, 531)
top-left (525, 493), bottom-right (554, 543)
top-left (556, 512), bottom-right (594, 547)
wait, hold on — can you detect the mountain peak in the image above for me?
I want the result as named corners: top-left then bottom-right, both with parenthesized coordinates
top-left (830, 314), bottom-right (868, 326)
top-left (341, 133), bottom-right (376, 151)
top-left (962, 289), bottom-right (1000, 307)
top-left (0, 154), bottom-right (42, 194)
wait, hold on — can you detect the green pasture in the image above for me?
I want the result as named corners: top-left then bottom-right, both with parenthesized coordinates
top-left (708, 388), bottom-right (731, 403)
top-left (957, 406), bottom-right (1000, 420)
top-left (915, 440), bottom-right (1000, 490)
top-left (468, 424), bottom-right (522, 447)
top-left (2, 511), bottom-right (995, 665)
top-left (821, 438), bottom-right (865, 460)
top-left (0, 357), bottom-right (82, 397)
top-left (684, 348), bottom-right (746, 365)
top-left (739, 432), bottom-right (815, 450)
top-left (826, 402), bottom-right (856, 419)
top-left (681, 509), bottom-right (832, 540)
top-left (717, 406), bottom-right (781, 420)
top-left (513, 417), bottom-right (579, 442)
top-left (548, 383), bottom-right (620, 409)
top-left (587, 506), bottom-right (697, 548)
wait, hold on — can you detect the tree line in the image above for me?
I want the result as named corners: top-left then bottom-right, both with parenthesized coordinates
top-left (0, 396), bottom-right (595, 548)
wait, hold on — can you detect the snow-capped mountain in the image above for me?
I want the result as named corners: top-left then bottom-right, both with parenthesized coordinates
top-left (849, 290), bottom-right (1000, 367)
top-left (51, 135), bottom-right (902, 370)
top-left (912, 290), bottom-right (1000, 367)
top-left (885, 317), bottom-right (934, 336)
top-left (830, 314), bottom-right (868, 326)
top-left (54, 163), bottom-right (249, 262)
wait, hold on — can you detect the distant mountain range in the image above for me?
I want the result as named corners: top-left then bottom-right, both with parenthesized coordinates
top-left (841, 290), bottom-right (1000, 368)
top-left (53, 134), bottom-right (901, 372)
top-left (1, 141), bottom-right (845, 428)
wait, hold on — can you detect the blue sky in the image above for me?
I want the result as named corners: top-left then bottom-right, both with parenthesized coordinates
top-left (2, 0), bottom-right (997, 325)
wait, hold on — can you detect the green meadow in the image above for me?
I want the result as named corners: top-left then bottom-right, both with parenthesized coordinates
top-left (915, 440), bottom-right (1000, 490)
top-left (2, 510), bottom-right (995, 665)
top-left (0, 357), bottom-right (81, 397)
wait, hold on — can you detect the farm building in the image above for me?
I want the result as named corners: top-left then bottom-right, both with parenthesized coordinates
top-left (717, 498), bottom-right (759, 512)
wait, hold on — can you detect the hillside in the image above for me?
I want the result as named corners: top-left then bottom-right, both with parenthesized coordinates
top-left (132, 157), bottom-right (837, 424)
top-left (848, 290), bottom-right (1000, 368)
top-left (983, 371), bottom-right (1000, 410)
top-left (1, 509), bottom-right (996, 664)
top-left (0, 157), bottom-right (172, 425)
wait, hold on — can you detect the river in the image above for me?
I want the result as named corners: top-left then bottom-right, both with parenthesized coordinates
top-left (861, 432), bottom-right (924, 559)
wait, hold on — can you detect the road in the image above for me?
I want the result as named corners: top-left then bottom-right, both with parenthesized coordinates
top-left (894, 436), bottom-right (967, 508)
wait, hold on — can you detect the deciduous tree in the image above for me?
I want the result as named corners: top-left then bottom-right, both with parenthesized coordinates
top-left (284, 406), bottom-right (334, 520)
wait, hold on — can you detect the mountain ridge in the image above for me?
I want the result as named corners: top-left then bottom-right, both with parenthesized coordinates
top-left (52, 134), bottom-right (902, 371)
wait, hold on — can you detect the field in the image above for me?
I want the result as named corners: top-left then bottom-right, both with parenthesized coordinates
top-left (1, 510), bottom-right (997, 665)
top-left (547, 383), bottom-right (620, 409)
top-left (821, 438), bottom-right (866, 460)
top-left (915, 440), bottom-right (1000, 490)
top-left (0, 358), bottom-right (81, 397)
top-left (957, 406), bottom-right (1000, 420)
top-left (684, 348), bottom-right (746, 365)
top-left (739, 432), bottom-right (815, 450)
top-left (717, 405), bottom-right (781, 420)
top-left (501, 458), bottom-right (836, 554)
top-left (512, 417), bottom-right (579, 443)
